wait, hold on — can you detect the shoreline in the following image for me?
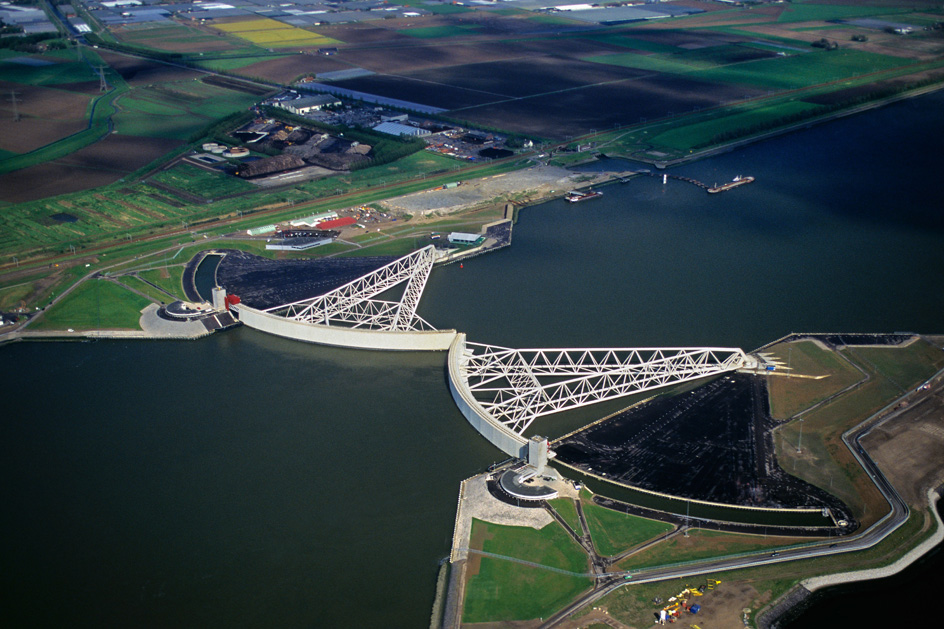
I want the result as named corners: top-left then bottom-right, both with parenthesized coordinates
top-left (596, 81), bottom-right (944, 171)
top-left (757, 488), bottom-right (943, 629)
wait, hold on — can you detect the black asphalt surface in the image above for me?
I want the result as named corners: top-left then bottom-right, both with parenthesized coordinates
top-left (215, 249), bottom-right (396, 309)
top-left (554, 373), bottom-right (851, 518)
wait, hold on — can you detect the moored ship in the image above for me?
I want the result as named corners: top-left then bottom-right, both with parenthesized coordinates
top-left (708, 175), bottom-right (754, 193)
top-left (565, 189), bottom-right (603, 203)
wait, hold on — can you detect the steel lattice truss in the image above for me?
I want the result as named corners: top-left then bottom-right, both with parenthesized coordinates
top-left (458, 343), bottom-right (746, 434)
top-left (264, 245), bottom-right (437, 331)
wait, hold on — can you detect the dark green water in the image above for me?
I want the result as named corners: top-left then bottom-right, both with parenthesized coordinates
top-left (2, 92), bottom-right (943, 627)
top-left (193, 253), bottom-right (223, 301)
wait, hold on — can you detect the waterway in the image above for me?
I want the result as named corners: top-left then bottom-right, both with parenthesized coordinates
top-left (2, 92), bottom-right (943, 627)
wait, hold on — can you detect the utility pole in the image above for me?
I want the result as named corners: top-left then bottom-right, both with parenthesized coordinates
top-left (9, 90), bottom-right (21, 122)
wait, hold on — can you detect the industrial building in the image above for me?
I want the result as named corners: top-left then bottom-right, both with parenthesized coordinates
top-left (289, 211), bottom-right (338, 227)
top-left (448, 232), bottom-right (484, 246)
top-left (277, 94), bottom-right (342, 115)
top-left (372, 122), bottom-right (431, 138)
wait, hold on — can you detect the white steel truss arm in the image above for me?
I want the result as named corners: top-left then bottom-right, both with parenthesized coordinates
top-left (263, 245), bottom-right (437, 331)
top-left (458, 343), bottom-right (746, 434)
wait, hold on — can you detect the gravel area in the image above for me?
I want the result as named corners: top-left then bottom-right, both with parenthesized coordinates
top-left (450, 473), bottom-right (553, 564)
top-left (139, 304), bottom-right (210, 338)
top-left (379, 164), bottom-right (613, 216)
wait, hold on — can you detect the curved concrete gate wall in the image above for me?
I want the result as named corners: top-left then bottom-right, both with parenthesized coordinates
top-left (447, 333), bottom-right (530, 459)
top-left (235, 304), bottom-right (458, 351)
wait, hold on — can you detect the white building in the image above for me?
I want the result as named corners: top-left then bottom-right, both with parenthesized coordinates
top-left (372, 122), bottom-right (431, 138)
top-left (278, 94), bottom-right (342, 115)
top-left (448, 232), bottom-right (483, 245)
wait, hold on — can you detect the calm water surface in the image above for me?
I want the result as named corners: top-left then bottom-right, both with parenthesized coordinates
top-left (2, 93), bottom-right (943, 627)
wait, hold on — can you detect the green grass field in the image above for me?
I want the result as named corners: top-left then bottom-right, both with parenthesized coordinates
top-left (138, 266), bottom-right (186, 300)
top-left (616, 528), bottom-right (800, 571)
top-left (0, 281), bottom-right (33, 310)
top-left (582, 33), bottom-right (683, 54)
top-left (31, 278), bottom-right (151, 330)
top-left (582, 501), bottom-right (673, 557)
top-left (696, 49), bottom-right (911, 90)
top-left (192, 54), bottom-right (290, 72)
top-left (0, 54), bottom-right (96, 86)
top-left (549, 498), bottom-right (582, 534)
top-left (777, 2), bottom-right (911, 23)
top-left (849, 340), bottom-right (944, 392)
top-left (114, 275), bottom-right (168, 303)
top-left (401, 25), bottom-right (481, 39)
top-left (114, 80), bottom-right (260, 140)
top-left (150, 163), bottom-right (256, 199)
top-left (648, 101), bottom-right (822, 152)
top-left (463, 519), bottom-right (591, 623)
top-left (766, 340), bottom-right (866, 419)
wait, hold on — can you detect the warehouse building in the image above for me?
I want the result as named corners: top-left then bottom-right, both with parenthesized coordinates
top-left (372, 121), bottom-right (431, 138)
top-left (278, 94), bottom-right (342, 115)
top-left (448, 232), bottom-right (484, 246)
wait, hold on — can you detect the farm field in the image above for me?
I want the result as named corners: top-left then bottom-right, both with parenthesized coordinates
top-left (111, 22), bottom-right (250, 54)
top-left (113, 78), bottom-right (262, 140)
top-left (150, 163), bottom-right (256, 200)
top-left (0, 46), bottom-right (265, 201)
top-left (212, 18), bottom-right (339, 49)
top-left (194, 54), bottom-right (345, 83)
top-left (1, 1), bottom-right (942, 280)
top-left (0, 135), bottom-right (184, 204)
top-left (0, 51), bottom-right (119, 165)
top-left (0, 80), bottom-right (95, 154)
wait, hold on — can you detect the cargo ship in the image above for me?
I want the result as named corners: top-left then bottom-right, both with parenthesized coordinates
top-left (707, 175), bottom-right (754, 194)
top-left (565, 189), bottom-right (603, 203)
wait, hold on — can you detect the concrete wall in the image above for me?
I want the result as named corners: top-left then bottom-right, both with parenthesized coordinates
top-left (234, 304), bottom-right (457, 351)
top-left (447, 334), bottom-right (530, 459)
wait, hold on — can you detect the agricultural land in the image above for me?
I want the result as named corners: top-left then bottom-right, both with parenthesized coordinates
top-left (3, 0), bottom-right (944, 324)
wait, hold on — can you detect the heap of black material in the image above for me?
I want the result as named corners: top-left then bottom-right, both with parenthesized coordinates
top-left (555, 373), bottom-right (849, 518)
top-left (215, 249), bottom-right (396, 310)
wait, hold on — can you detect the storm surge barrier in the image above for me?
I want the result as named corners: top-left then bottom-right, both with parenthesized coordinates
top-left (447, 333), bottom-right (747, 464)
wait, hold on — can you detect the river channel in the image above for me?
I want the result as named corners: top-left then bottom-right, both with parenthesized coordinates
top-left (2, 92), bottom-right (943, 627)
